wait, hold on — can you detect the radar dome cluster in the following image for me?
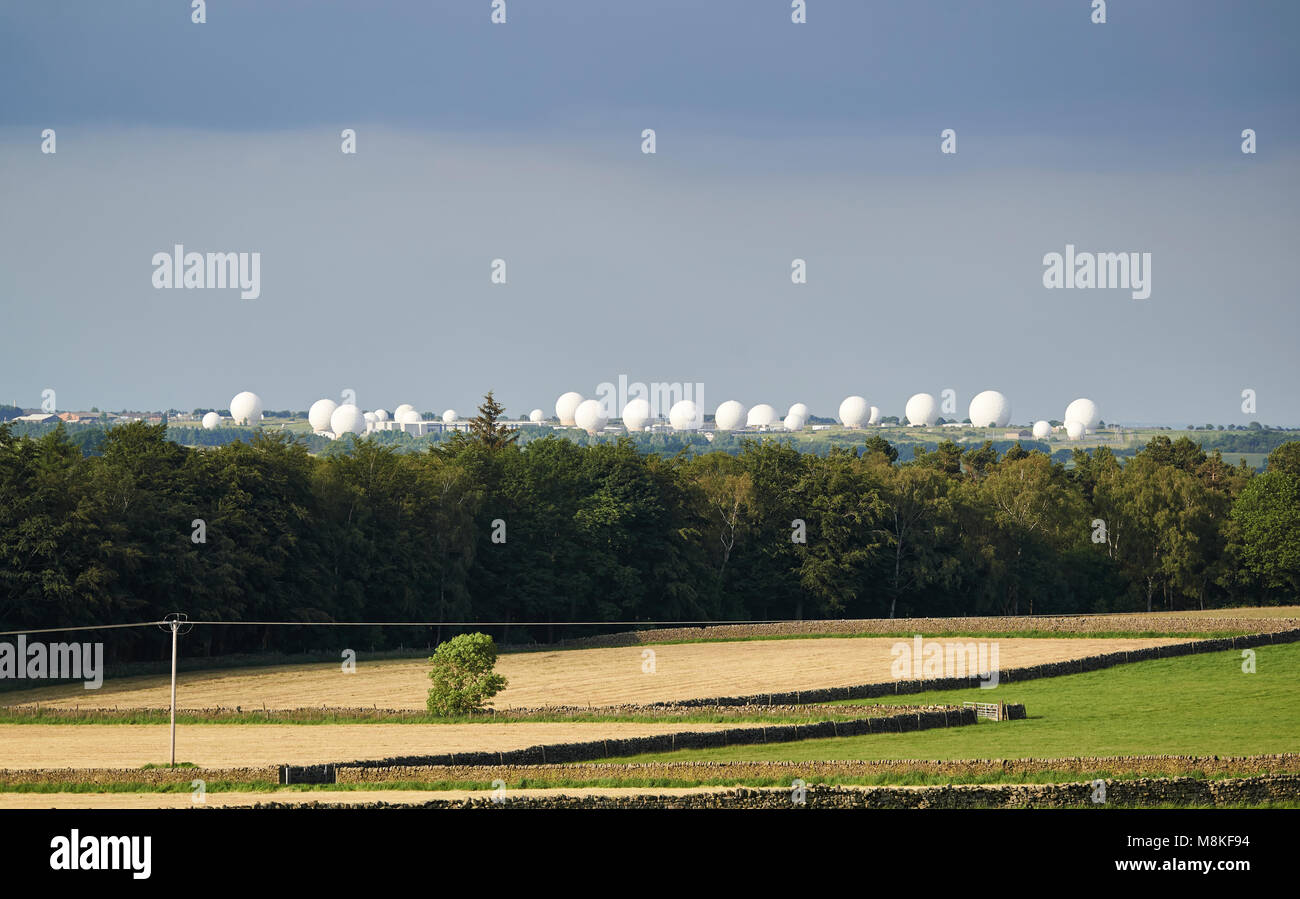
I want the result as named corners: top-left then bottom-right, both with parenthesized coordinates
top-left (205, 384), bottom-right (1107, 447)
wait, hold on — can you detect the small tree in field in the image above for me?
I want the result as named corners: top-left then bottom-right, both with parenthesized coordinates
top-left (426, 632), bottom-right (508, 716)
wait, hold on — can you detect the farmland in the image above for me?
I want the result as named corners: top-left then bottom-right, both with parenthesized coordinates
top-left (1, 611), bottom-right (1297, 810)
top-left (1, 634), bottom-right (1188, 712)
top-left (596, 642), bottom-right (1300, 763)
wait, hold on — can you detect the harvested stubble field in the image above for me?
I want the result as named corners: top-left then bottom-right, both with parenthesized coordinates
top-left (0, 636), bottom-right (1184, 711)
top-left (0, 721), bottom-right (742, 768)
top-left (1142, 606), bottom-right (1300, 619)
top-left (555, 613), bottom-right (1298, 649)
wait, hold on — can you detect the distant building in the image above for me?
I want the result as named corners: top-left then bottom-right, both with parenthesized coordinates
top-left (14, 413), bottom-right (59, 423)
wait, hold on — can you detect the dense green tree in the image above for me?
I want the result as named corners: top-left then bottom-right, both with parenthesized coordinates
top-left (466, 390), bottom-right (519, 451)
top-left (870, 456), bottom-right (958, 618)
top-left (425, 632), bottom-right (508, 715)
top-left (793, 449), bottom-right (883, 618)
top-left (912, 440), bottom-right (963, 477)
top-left (978, 453), bottom-right (1084, 615)
top-left (1230, 459), bottom-right (1300, 598)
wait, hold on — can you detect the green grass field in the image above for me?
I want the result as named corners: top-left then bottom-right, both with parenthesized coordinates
top-left (590, 643), bottom-right (1300, 763)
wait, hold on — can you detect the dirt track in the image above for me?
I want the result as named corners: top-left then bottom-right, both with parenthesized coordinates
top-left (0, 637), bottom-right (1182, 711)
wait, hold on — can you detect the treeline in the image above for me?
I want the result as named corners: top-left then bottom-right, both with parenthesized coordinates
top-left (5, 419), bottom-right (1299, 478)
top-left (0, 419), bottom-right (1296, 663)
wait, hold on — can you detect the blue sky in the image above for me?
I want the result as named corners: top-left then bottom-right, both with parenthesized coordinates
top-left (1, 1), bottom-right (1297, 425)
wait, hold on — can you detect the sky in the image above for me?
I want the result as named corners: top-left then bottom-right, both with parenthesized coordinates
top-left (1, 1), bottom-right (1297, 426)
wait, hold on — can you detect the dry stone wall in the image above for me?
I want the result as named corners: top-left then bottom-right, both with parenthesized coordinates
top-left (238, 775), bottom-right (1300, 809)
top-left (0, 766), bottom-right (279, 787)
top-left (336, 753), bottom-right (1300, 785)
top-left (281, 704), bottom-right (1012, 783)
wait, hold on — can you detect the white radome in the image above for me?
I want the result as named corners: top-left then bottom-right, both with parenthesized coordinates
top-left (229, 391), bottom-right (263, 426)
top-left (308, 399), bottom-right (338, 432)
top-left (838, 396), bottom-right (870, 428)
top-left (714, 400), bottom-right (747, 431)
top-left (747, 404), bottom-right (778, 428)
top-left (373, 408), bottom-right (389, 422)
top-left (573, 399), bottom-right (608, 435)
top-left (396, 408), bottom-right (422, 425)
top-left (1064, 398), bottom-right (1100, 431)
top-left (783, 412), bottom-right (807, 432)
top-left (442, 409), bottom-right (458, 423)
top-left (556, 392), bottom-right (584, 426)
top-left (868, 405), bottom-right (881, 425)
top-left (528, 408), bottom-right (545, 423)
top-left (201, 412), bottom-right (221, 430)
top-left (364, 411), bottom-right (377, 424)
top-left (669, 400), bottom-right (701, 430)
top-left (622, 398), bottom-right (652, 431)
top-left (1032, 420), bottom-right (1052, 439)
top-left (968, 390), bottom-right (1011, 428)
top-left (1065, 420), bottom-right (1086, 440)
top-left (905, 393), bottom-right (939, 427)
top-left (393, 404), bottom-right (414, 418)
top-left (330, 404), bottom-right (366, 437)
top-left (788, 403), bottom-right (809, 420)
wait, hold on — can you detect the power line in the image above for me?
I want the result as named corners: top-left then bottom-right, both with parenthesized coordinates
top-left (1, 611), bottom-right (1137, 638)
top-left (0, 621), bottom-right (168, 637)
top-left (182, 619), bottom-right (790, 627)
